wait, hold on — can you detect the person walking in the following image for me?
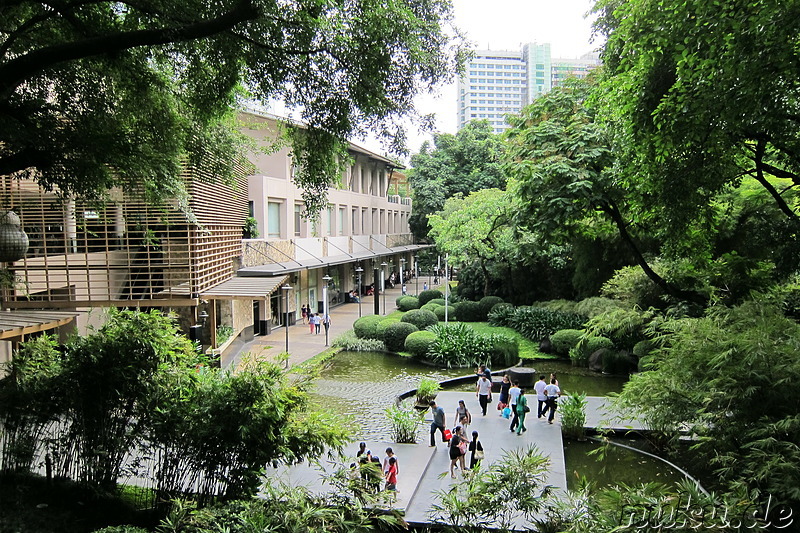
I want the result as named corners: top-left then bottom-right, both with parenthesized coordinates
top-left (301, 304), bottom-right (308, 324)
top-left (429, 401), bottom-right (447, 447)
top-left (476, 374), bottom-right (492, 416)
top-left (314, 313), bottom-right (321, 334)
top-left (515, 389), bottom-right (529, 435)
top-left (508, 381), bottom-right (521, 432)
top-left (534, 375), bottom-right (548, 419)
top-left (309, 313), bottom-right (316, 334)
top-left (323, 313), bottom-right (331, 335)
top-left (498, 374), bottom-right (511, 413)
top-left (468, 430), bottom-right (484, 469)
top-left (455, 399), bottom-right (472, 434)
top-left (384, 456), bottom-right (398, 492)
top-left (448, 426), bottom-right (467, 478)
top-left (544, 378), bottom-right (562, 424)
top-left (382, 447), bottom-right (398, 476)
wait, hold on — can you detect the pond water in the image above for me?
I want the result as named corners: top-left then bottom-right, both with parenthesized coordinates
top-left (309, 351), bottom-right (628, 440)
top-left (563, 438), bottom-right (686, 491)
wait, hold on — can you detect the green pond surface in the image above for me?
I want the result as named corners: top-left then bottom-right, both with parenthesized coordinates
top-left (310, 352), bottom-right (628, 441)
top-left (564, 438), bottom-right (686, 491)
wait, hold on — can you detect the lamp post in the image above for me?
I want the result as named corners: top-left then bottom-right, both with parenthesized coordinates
top-left (281, 284), bottom-right (291, 367)
top-left (322, 275), bottom-right (332, 346)
top-left (399, 257), bottom-right (406, 293)
top-left (380, 261), bottom-right (388, 315)
top-left (414, 256), bottom-right (419, 296)
top-left (355, 266), bottom-right (363, 317)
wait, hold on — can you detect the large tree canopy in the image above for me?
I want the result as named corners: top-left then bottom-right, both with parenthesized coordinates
top-left (0, 0), bottom-right (465, 212)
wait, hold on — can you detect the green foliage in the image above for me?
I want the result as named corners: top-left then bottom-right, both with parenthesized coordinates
top-left (400, 309), bottom-right (438, 330)
top-left (454, 300), bottom-right (482, 322)
top-left (385, 403), bottom-right (423, 444)
top-left (632, 339), bottom-right (655, 358)
top-left (616, 301), bottom-right (800, 508)
top-left (428, 298), bottom-right (447, 306)
top-left (569, 336), bottom-right (614, 367)
top-left (352, 315), bottom-right (384, 340)
top-left (418, 289), bottom-right (444, 306)
top-left (426, 323), bottom-right (484, 368)
top-left (434, 305), bottom-right (456, 321)
top-left (415, 378), bottom-right (441, 404)
top-left (550, 329), bottom-right (584, 356)
top-left (331, 330), bottom-right (386, 352)
top-left (534, 299), bottom-right (579, 314)
top-left (396, 296), bottom-right (420, 312)
top-left (1, 0), bottom-right (465, 215)
top-left (381, 322), bottom-right (419, 353)
top-left (601, 265), bottom-right (665, 309)
top-left (215, 324), bottom-right (234, 345)
top-left (242, 216), bottom-right (259, 239)
top-left (601, 349), bottom-right (633, 375)
top-left (421, 302), bottom-right (441, 313)
top-left (583, 308), bottom-right (655, 351)
top-left (491, 306), bottom-right (586, 343)
top-left (574, 297), bottom-right (625, 318)
top-left (484, 333), bottom-right (520, 368)
top-left (404, 330), bottom-right (437, 358)
top-left (559, 393), bottom-right (587, 440)
top-left (478, 296), bottom-right (504, 319)
top-left (430, 445), bottom-right (552, 530)
top-left (488, 303), bottom-right (517, 326)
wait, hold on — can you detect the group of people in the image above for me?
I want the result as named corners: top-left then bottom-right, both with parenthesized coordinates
top-left (354, 442), bottom-right (399, 493)
top-left (428, 400), bottom-right (485, 478)
top-left (300, 304), bottom-right (331, 335)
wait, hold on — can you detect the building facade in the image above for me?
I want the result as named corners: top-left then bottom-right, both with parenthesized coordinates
top-left (457, 43), bottom-right (600, 133)
top-left (0, 110), bottom-right (423, 365)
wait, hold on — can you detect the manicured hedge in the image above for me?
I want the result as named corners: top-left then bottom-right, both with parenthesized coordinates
top-left (478, 296), bottom-right (504, 319)
top-left (382, 322), bottom-right (419, 352)
top-left (397, 296), bottom-right (420, 311)
top-left (434, 305), bottom-right (456, 321)
top-left (401, 309), bottom-right (438, 330)
top-left (421, 302), bottom-right (441, 313)
top-left (550, 329), bottom-right (584, 356)
top-left (353, 315), bottom-right (384, 340)
top-left (428, 298), bottom-right (446, 306)
top-left (418, 289), bottom-right (443, 306)
top-left (454, 300), bottom-right (482, 322)
top-left (404, 330), bottom-right (437, 357)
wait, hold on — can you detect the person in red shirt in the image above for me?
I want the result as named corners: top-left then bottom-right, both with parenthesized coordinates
top-left (384, 456), bottom-right (398, 491)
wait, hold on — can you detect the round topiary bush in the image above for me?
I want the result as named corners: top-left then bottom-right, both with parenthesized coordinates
top-left (421, 302), bottom-right (441, 313)
top-left (397, 296), bottom-right (420, 311)
top-left (550, 329), bottom-right (584, 356)
top-left (382, 322), bottom-right (419, 352)
top-left (404, 330), bottom-right (437, 357)
top-left (478, 296), bottom-right (504, 319)
top-left (434, 305), bottom-right (456, 321)
top-left (428, 298), bottom-right (446, 306)
top-left (395, 295), bottom-right (407, 307)
top-left (401, 309), bottom-right (438, 330)
top-left (353, 315), bottom-right (384, 340)
top-left (376, 317), bottom-right (401, 338)
top-left (418, 289), bottom-right (443, 306)
top-left (454, 300), bottom-right (481, 322)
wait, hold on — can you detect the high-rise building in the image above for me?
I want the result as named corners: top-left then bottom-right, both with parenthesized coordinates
top-left (457, 44), bottom-right (599, 134)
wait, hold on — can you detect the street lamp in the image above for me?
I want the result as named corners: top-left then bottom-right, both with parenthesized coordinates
top-left (322, 275), bottom-right (332, 346)
top-left (281, 284), bottom-right (291, 367)
top-left (399, 258), bottom-right (406, 293)
top-left (355, 266), bottom-right (363, 317)
top-left (380, 261), bottom-right (388, 314)
top-left (414, 256), bottom-right (419, 296)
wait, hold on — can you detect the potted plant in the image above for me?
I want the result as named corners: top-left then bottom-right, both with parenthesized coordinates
top-left (415, 378), bottom-right (441, 407)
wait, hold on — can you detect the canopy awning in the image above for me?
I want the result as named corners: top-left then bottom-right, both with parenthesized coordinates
top-left (236, 243), bottom-right (434, 277)
top-left (0, 310), bottom-right (79, 340)
top-left (200, 275), bottom-right (289, 300)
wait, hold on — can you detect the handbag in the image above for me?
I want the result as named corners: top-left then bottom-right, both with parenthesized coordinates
top-left (474, 450), bottom-right (485, 460)
top-left (524, 405), bottom-right (530, 413)
top-left (458, 439), bottom-right (468, 455)
top-left (496, 401), bottom-right (507, 411)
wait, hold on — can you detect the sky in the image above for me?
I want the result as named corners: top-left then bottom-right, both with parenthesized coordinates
top-left (400, 0), bottom-right (601, 156)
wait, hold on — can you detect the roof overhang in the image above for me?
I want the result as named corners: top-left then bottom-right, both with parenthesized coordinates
top-left (0, 310), bottom-right (79, 340)
top-left (200, 275), bottom-right (289, 300)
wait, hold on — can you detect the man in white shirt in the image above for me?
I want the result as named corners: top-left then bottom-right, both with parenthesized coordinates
top-left (533, 375), bottom-right (548, 419)
top-left (508, 382), bottom-right (521, 432)
top-left (543, 378), bottom-right (561, 424)
top-left (476, 374), bottom-right (492, 416)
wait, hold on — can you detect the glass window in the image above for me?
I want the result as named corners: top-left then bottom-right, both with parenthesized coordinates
top-left (339, 207), bottom-right (345, 234)
top-left (327, 205), bottom-right (334, 236)
top-left (268, 202), bottom-right (281, 238)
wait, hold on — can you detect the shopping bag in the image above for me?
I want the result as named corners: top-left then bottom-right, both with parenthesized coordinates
top-left (496, 401), bottom-right (507, 411)
top-left (502, 407), bottom-right (511, 419)
top-left (443, 428), bottom-right (452, 441)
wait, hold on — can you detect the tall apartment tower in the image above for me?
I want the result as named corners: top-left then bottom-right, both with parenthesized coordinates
top-left (457, 43), bottom-right (599, 134)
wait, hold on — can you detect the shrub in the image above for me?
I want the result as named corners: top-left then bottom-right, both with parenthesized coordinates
top-left (583, 308), bottom-right (655, 351)
top-left (637, 355), bottom-right (656, 372)
top-left (454, 300), bottom-right (482, 322)
top-left (385, 404), bottom-right (423, 444)
top-left (434, 305), bottom-right (456, 321)
top-left (353, 315), bottom-right (384, 339)
top-left (376, 317), bottom-right (401, 338)
top-left (489, 306), bottom-right (585, 341)
top-left (632, 339), bottom-right (655, 358)
top-left (395, 295), bottom-right (407, 307)
top-left (549, 329), bottom-right (584, 356)
top-left (478, 296), bottom-right (504, 319)
top-left (568, 346), bottom-right (589, 367)
top-left (332, 330), bottom-right (386, 352)
top-left (484, 333), bottom-right (520, 367)
top-left (560, 392), bottom-right (588, 440)
top-left (488, 303), bottom-right (516, 326)
top-left (404, 330), bottom-right (437, 357)
top-left (397, 296), bottom-right (420, 312)
top-left (573, 335), bottom-right (614, 362)
top-left (382, 322), bottom-right (419, 352)
top-left (532, 299), bottom-right (578, 314)
top-left (421, 302), bottom-right (441, 313)
top-left (602, 349), bottom-right (634, 374)
top-left (428, 298), bottom-right (446, 306)
top-left (415, 378), bottom-right (441, 404)
top-left (401, 309), bottom-right (438, 330)
top-left (427, 323), bottom-right (484, 367)
top-left (418, 289), bottom-right (443, 306)
top-left (574, 297), bottom-right (626, 318)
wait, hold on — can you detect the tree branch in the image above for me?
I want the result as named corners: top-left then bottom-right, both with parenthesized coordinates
top-left (0, 0), bottom-right (260, 97)
top-left (753, 141), bottom-right (800, 223)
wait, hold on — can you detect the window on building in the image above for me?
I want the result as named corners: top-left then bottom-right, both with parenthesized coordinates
top-left (327, 205), bottom-right (334, 236)
top-left (294, 204), bottom-right (302, 236)
top-left (339, 207), bottom-right (345, 234)
top-left (268, 201), bottom-right (281, 238)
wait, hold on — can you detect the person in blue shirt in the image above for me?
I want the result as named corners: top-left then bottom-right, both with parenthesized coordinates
top-left (429, 400), bottom-right (447, 447)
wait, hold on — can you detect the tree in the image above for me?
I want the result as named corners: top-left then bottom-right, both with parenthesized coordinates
top-left (593, 0), bottom-right (800, 245)
top-left (428, 188), bottom-right (515, 297)
top-left (0, 0), bottom-right (466, 214)
top-left (408, 120), bottom-right (505, 239)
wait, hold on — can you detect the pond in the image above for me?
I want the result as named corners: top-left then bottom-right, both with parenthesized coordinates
top-left (563, 438), bottom-right (686, 491)
top-left (309, 351), bottom-right (628, 441)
